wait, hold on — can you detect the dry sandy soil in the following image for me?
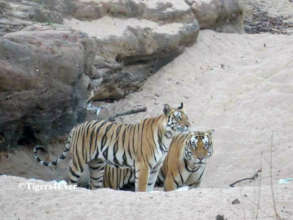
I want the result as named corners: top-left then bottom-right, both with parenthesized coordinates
top-left (1, 0), bottom-right (293, 220)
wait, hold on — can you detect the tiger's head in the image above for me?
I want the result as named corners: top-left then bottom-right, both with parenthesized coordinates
top-left (184, 130), bottom-right (214, 165)
top-left (163, 102), bottom-right (190, 137)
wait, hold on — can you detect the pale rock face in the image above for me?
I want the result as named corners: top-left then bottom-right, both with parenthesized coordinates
top-left (187, 0), bottom-right (244, 33)
top-left (68, 0), bottom-right (200, 102)
top-left (0, 0), bottom-right (199, 148)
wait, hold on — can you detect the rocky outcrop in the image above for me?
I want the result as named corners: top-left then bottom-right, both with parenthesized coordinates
top-left (0, 0), bottom-right (245, 148)
top-left (86, 21), bottom-right (199, 101)
top-left (0, 0), bottom-right (64, 37)
top-left (72, 0), bottom-right (195, 23)
top-left (0, 0), bottom-right (200, 103)
top-left (186, 0), bottom-right (244, 33)
top-left (0, 25), bottom-right (95, 149)
top-left (65, 0), bottom-right (200, 101)
top-left (0, 0), bottom-right (199, 148)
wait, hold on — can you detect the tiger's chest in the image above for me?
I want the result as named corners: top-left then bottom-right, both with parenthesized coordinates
top-left (185, 159), bottom-right (206, 174)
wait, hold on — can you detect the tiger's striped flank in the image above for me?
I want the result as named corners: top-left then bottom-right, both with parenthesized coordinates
top-left (102, 130), bottom-right (214, 191)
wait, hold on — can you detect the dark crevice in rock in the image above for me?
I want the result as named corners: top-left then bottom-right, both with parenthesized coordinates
top-left (88, 49), bottom-right (182, 102)
top-left (17, 124), bottom-right (37, 146)
top-left (0, 26), bottom-right (91, 149)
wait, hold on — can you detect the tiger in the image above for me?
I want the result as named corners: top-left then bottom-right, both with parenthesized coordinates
top-left (102, 130), bottom-right (214, 191)
top-left (33, 103), bottom-right (190, 192)
top-left (158, 129), bottom-right (214, 191)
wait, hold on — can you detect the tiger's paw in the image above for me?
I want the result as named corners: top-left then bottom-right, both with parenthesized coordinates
top-left (175, 186), bottom-right (189, 192)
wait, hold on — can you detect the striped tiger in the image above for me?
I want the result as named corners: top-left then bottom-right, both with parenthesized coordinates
top-left (33, 103), bottom-right (190, 192)
top-left (102, 130), bottom-right (214, 191)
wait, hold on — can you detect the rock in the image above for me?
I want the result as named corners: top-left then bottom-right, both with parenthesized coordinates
top-left (1, 0), bottom-right (200, 102)
top-left (2, 0), bottom-right (63, 24)
top-left (243, 4), bottom-right (293, 34)
top-left (0, 17), bottom-right (32, 37)
top-left (64, 0), bottom-right (200, 101)
top-left (0, 1), bottom-right (10, 15)
top-left (187, 0), bottom-right (244, 33)
top-left (0, 25), bottom-right (95, 149)
top-left (72, 0), bottom-right (195, 23)
top-left (231, 198), bottom-right (240, 204)
top-left (0, 0), bottom-right (200, 148)
top-left (1, 0), bottom-right (243, 148)
top-left (215, 215), bottom-right (225, 220)
top-left (38, 0), bottom-right (77, 16)
top-left (0, 0), bottom-right (68, 37)
top-left (0, 1), bottom-right (33, 37)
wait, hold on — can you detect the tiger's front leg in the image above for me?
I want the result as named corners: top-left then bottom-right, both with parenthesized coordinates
top-left (88, 159), bottom-right (106, 190)
top-left (164, 175), bottom-right (177, 191)
top-left (185, 171), bottom-right (204, 189)
top-left (135, 165), bottom-right (150, 192)
top-left (146, 168), bottom-right (161, 192)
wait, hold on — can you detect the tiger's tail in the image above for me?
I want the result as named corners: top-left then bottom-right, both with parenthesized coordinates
top-left (33, 132), bottom-right (72, 167)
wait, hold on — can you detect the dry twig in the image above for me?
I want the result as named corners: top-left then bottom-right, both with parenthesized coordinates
top-left (255, 151), bottom-right (263, 220)
top-left (269, 132), bottom-right (281, 220)
top-left (230, 169), bottom-right (262, 187)
top-left (108, 107), bottom-right (147, 121)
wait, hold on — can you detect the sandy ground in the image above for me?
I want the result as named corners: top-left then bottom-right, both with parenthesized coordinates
top-left (1, 0), bottom-right (293, 219)
top-left (0, 175), bottom-right (292, 220)
top-left (1, 29), bottom-right (292, 220)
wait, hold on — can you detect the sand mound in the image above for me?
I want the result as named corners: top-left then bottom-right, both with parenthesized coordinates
top-left (1, 175), bottom-right (292, 219)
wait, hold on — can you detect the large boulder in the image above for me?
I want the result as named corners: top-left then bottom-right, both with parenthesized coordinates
top-left (186, 0), bottom-right (244, 33)
top-left (72, 0), bottom-right (195, 23)
top-left (1, 0), bottom-right (200, 102)
top-left (0, 25), bottom-right (95, 149)
top-left (64, 0), bottom-right (200, 101)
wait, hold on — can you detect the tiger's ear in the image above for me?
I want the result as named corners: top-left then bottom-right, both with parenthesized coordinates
top-left (207, 129), bottom-right (215, 135)
top-left (178, 102), bottom-right (183, 109)
top-left (163, 104), bottom-right (171, 115)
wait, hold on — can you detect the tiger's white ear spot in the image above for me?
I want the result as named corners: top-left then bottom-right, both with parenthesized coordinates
top-left (203, 136), bottom-right (209, 143)
top-left (190, 136), bottom-right (197, 144)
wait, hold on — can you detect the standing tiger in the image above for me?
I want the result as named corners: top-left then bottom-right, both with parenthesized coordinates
top-left (33, 103), bottom-right (190, 192)
top-left (102, 130), bottom-right (214, 191)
